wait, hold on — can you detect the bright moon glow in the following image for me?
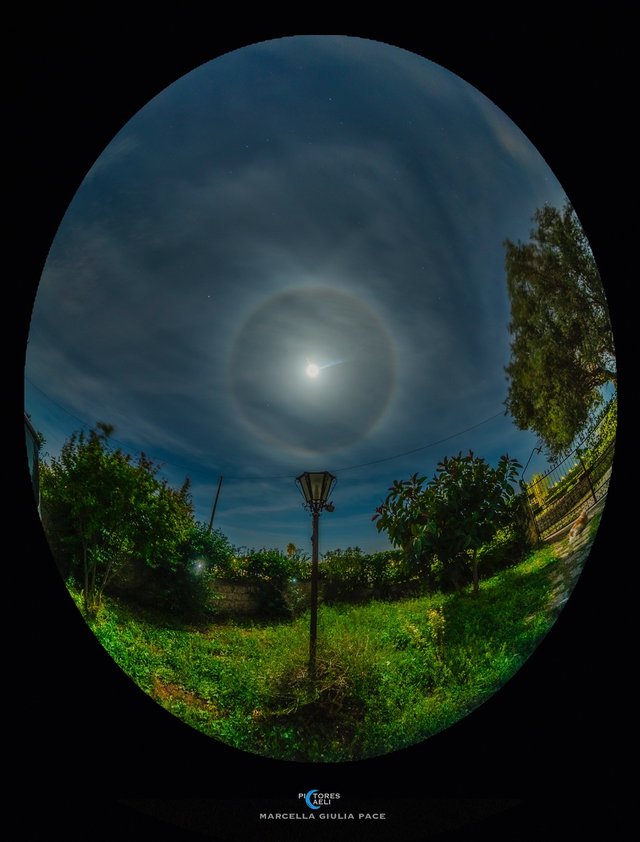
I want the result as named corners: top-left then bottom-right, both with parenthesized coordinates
top-left (306, 363), bottom-right (320, 378)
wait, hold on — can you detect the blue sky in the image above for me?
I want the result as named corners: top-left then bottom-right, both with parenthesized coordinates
top-left (25, 35), bottom-right (570, 555)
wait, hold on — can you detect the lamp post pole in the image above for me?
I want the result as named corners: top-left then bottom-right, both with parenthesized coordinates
top-left (295, 471), bottom-right (336, 683)
top-left (309, 510), bottom-right (320, 680)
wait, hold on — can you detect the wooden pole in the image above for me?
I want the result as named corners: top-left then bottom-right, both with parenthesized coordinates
top-left (208, 476), bottom-right (224, 532)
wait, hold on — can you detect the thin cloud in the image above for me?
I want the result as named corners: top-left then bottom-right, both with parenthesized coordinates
top-left (25, 35), bottom-right (571, 554)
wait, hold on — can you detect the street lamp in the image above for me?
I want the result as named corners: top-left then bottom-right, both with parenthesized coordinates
top-left (295, 471), bottom-right (337, 680)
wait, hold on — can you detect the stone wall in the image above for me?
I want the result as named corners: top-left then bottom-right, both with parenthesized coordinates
top-left (210, 578), bottom-right (422, 615)
top-left (111, 571), bottom-right (423, 617)
top-left (211, 579), bottom-right (264, 615)
top-left (213, 579), bottom-right (322, 615)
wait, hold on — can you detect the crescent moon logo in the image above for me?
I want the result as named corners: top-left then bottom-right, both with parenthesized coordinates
top-left (305, 789), bottom-right (320, 810)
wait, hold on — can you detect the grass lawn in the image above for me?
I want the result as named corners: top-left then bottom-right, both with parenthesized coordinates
top-left (74, 542), bottom-right (564, 762)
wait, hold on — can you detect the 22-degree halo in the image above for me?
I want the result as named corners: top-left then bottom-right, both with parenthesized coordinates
top-left (229, 287), bottom-right (396, 454)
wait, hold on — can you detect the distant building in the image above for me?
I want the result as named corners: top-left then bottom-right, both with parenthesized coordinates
top-left (24, 414), bottom-right (41, 509)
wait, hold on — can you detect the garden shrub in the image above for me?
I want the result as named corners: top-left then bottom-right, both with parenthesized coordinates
top-left (321, 547), bottom-right (408, 603)
top-left (117, 523), bottom-right (234, 619)
top-left (477, 523), bottom-right (530, 578)
top-left (321, 547), bottom-right (369, 602)
top-left (149, 523), bottom-right (234, 617)
top-left (232, 548), bottom-right (301, 617)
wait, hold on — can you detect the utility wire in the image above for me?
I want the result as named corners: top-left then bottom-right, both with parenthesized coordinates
top-left (25, 375), bottom-right (508, 481)
top-left (333, 410), bottom-right (506, 473)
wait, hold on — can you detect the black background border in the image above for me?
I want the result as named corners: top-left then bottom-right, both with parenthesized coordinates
top-left (13, 9), bottom-right (630, 840)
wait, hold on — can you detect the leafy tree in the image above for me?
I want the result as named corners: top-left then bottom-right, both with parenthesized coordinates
top-left (579, 394), bottom-right (617, 462)
top-left (373, 452), bottom-right (522, 593)
top-left (134, 522), bottom-right (235, 617)
top-left (40, 423), bottom-right (193, 613)
top-left (504, 201), bottom-right (616, 457)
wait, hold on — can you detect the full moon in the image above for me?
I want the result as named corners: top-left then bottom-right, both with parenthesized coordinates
top-left (230, 287), bottom-right (395, 452)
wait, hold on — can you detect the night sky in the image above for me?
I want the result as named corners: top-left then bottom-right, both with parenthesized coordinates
top-left (25, 34), bottom-right (574, 555)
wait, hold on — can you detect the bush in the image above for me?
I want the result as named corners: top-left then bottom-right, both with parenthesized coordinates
top-left (227, 548), bottom-right (301, 617)
top-left (477, 524), bottom-right (528, 578)
top-left (136, 523), bottom-right (234, 618)
top-left (109, 523), bottom-right (232, 619)
top-left (321, 547), bottom-right (369, 602)
top-left (321, 547), bottom-right (408, 603)
top-left (40, 423), bottom-right (193, 613)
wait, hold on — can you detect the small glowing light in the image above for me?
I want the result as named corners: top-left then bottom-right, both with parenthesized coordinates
top-left (306, 363), bottom-right (320, 378)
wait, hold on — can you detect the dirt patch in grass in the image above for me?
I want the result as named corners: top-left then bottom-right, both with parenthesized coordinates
top-left (151, 676), bottom-right (222, 716)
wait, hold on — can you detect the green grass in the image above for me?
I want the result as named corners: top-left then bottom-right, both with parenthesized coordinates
top-left (75, 542), bottom-right (562, 762)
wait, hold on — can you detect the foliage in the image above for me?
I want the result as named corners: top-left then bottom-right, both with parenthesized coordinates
top-left (80, 540), bottom-right (561, 761)
top-left (504, 201), bottom-right (616, 457)
top-left (40, 423), bottom-right (193, 614)
top-left (227, 548), bottom-right (303, 616)
top-left (321, 547), bottom-right (409, 603)
top-left (524, 396), bottom-right (616, 528)
top-left (476, 523), bottom-right (530, 577)
top-left (182, 522), bottom-right (234, 572)
top-left (136, 523), bottom-right (234, 617)
top-left (321, 546), bottom-right (369, 592)
top-left (372, 472), bottom-right (434, 570)
top-left (373, 452), bottom-right (523, 593)
top-left (426, 605), bottom-right (446, 661)
top-left (529, 472), bottom-right (550, 506)
top-left (579, 395), bottom-right (617, 463)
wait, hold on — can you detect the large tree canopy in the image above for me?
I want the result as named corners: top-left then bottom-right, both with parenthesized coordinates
top-left (504, 202), bottom-right (616, 457)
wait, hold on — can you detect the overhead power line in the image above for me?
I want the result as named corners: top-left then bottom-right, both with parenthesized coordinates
top-left (333, 410), bottom-right (506, 473)
top-left (24, 375), bottom-right (508, 481)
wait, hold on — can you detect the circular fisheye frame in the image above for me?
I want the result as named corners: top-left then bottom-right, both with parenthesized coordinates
top-left (25, 34), bottom-right (616, 764)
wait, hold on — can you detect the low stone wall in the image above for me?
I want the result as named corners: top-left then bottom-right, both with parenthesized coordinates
top-left (211, 579), bottom-right (264, 615)
top-left (111, 571), bottom-right (422, 617)
top-left (211, 579), bottom-right (320, 615)
top-left (211, 578), bottom-right (422, 615)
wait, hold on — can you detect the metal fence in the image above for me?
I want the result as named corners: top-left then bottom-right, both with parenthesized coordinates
top-left (524, 405), bottom-right (616, 540)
